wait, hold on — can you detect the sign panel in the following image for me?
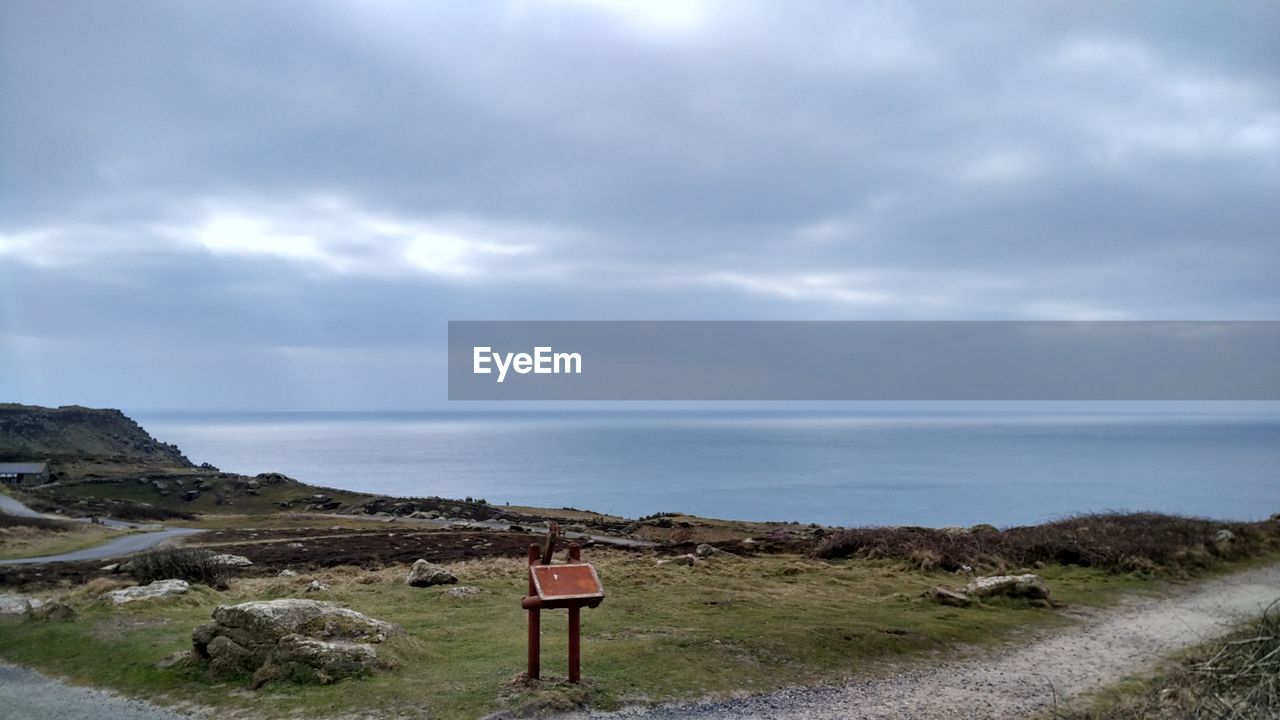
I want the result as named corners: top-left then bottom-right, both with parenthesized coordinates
top-left (530, 563), bottom-right (604, 601)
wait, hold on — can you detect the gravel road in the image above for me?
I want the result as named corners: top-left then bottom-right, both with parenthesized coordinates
top-left (0, 527), bottom-right (206, 565)
top-left (0, 661), bottom-right (194, 720)
top-left (565, 561), bottom-right (1280, 720)
top-left (0, 491), bottom-right (204, 566)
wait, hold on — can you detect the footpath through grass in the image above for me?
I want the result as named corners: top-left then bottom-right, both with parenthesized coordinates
top-left (1045, 599), bottom-right (1280, 719)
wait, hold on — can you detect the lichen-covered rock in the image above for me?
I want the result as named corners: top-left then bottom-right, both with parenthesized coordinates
top-left (0, 594), bottom-right (45, 616)
top-left (30, 600), bottom-right (76, 621)
top-left (190, 599), bottom-right (396, 684)
top-left (964, 574), bottom-right (1050, 600)
top-left (405, 559), bottom-right (457, 587)
top-left (209, 553), bottom-right (253, 567)
top-left (440, 585), bottom-right (482, 599)
top-left (274, 634), bottom-right (378, 681)
top-left (695, 543), bottom-right (720, 558)
top-left (102, 579), bottom-right (190, 605)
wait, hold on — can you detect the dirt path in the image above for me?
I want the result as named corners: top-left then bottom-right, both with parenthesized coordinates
top-left (568, 562), bottom-right (1280, 720)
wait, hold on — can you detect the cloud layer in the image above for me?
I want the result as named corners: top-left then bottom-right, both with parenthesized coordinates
top-left (1, 1), bottom-right (1277, 407)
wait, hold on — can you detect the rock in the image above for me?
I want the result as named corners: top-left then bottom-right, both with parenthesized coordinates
top-left (274, 634), bottom-right (377, 681)
top-left (183, 490), bottom-right (200, 502)
top-left (1214, 529), bottom-right (1236, 542)
top-left (405, 559), bottom-right (457, 587)
top-left (694, 543), bottom-right (720, 558)
top-left (31, 601), bottom-right (76, 621)
top-left (964, 574), bottom-right (1050, 600)
top-left (246, 479), bottom-right (260, 490)
top-left (102, 579), bottom-right (191, 605)
top-left (209, 554), bottom-right (253, 567)
top-left (440, 586), bottom-right (482, 599)
top-left (656, 554), bottom-right (697, 567)
top-left (0, 594), bottom-right (45, 616)
top-left (305, 580), bottom-right (330, 593)
top-left (287, 542), bottom-right (305, 549)
top-left (155, 650), bottom-right (192, 669)
top-left (740, 538), bottom-right (759, 547)
top-left (925, 587), bottom-right (972, 607)
top-left (100, 563), bottom-right (120, 573)
top-left (278, 569), bottom-right (299, 577)
top-left (191, 599), bottom-right (396, 683)
top-left (508, 525), bottom-right (527, 533)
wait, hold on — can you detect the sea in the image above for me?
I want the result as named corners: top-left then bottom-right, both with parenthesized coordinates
top-left (131, 404), bottom-right (1280, 529)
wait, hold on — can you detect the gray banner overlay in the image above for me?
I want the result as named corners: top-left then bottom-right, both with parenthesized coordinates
top-left (448, 321), bottom-right (1280, 400)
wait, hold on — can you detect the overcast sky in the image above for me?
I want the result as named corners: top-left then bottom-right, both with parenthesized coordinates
top-left (1, 1), bottom-right (1277, 409)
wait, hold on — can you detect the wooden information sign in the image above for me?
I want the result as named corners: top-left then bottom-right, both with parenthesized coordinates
top-left (521, 525), bottom-right (605, 683)
top-left (530, 564), bottom-right (604, 603)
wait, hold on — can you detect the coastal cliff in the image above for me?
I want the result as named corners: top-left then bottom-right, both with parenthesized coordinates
top-left (0, 404), bottom-right (191, 465)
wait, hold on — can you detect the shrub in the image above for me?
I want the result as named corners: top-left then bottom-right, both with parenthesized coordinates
top-left (812, 512), bottom-right (1279, 573)
top-left (128, 546), bottom-right (231, 589)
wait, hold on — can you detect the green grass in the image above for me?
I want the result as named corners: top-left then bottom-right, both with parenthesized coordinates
top-left (0, 552), bottom-right (1192, 719)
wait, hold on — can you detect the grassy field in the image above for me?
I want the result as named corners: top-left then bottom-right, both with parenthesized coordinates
top-left (0, 551), bottom-right (1194, 719)
top-left (0, 519), bottom-right (135, 561)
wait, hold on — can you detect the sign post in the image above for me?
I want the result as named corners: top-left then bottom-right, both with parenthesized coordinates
top-left (522, 527), bottom-right (605, 683)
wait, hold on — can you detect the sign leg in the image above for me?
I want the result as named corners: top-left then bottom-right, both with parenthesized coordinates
top-left (528, 608), bottom-right (541, 680)
top-left (568, 606), bottom-right (581, 683)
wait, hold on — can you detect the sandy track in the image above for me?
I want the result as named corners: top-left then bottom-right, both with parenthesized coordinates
top-left (567, 562), bottom-right (1280, 720)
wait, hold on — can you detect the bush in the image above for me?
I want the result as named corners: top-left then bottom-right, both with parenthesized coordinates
top-left (128, 546), bottom-right (231, 589)
top-left (812, 512), bottom-right (1279, 573)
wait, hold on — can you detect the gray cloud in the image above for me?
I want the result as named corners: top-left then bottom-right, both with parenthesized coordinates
top-left (1, 0), bottom-right (1277, 408)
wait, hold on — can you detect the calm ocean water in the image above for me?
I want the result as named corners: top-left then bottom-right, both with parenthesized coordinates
top-left (131, 406), bottom-right (1280, 528)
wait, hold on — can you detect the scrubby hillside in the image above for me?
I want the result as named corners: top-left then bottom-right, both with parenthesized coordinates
top-left (0, 404), bottom-right (191, 465)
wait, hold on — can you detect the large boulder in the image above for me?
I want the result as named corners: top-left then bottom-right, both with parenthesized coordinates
top-left (191, 599), bottom-right (396, 683)
top-left (102, 579), bottom-right (190, 605)
top-left (405, 559), bottom-right (457, 587)
top-left (963, 574), bottom-right (1051, 600)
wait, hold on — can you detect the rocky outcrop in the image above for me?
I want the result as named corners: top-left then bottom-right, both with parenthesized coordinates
top-left (102, 579), bottom-right (191, 605)
top-left (405, 559), bottom-right (457, 587)
top-left (190, 599), bottom-right (397, 684)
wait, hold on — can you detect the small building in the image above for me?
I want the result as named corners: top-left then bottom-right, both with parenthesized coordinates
top-left (0, 462), bottom-right (50, 487)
